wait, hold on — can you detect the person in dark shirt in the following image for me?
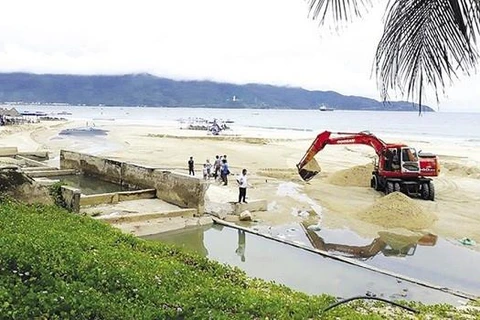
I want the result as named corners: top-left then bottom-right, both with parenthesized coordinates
top-left (188, 156), bottom-right (195, 176)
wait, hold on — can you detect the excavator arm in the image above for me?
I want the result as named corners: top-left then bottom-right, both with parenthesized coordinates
top-left (297, 131), bottom-right (387, 181)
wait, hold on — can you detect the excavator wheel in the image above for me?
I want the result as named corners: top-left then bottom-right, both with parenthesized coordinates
top-left (428, 182), bottom-right (435, 201)
top-left (421, 183), bottom-right (430, 200)
top-left (386, 182), bottom-right (394, 195)
top-left (371, 175), bottom-right (381, 191)
top-left (394, 182), bottom-right (401, 192)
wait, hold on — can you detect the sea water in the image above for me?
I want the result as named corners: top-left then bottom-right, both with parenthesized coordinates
top-left (15, 105), bottom-right (480, 143)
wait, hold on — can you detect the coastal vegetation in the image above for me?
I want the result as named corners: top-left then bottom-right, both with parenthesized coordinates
top-left (0, 197), bottom-right (478, 319)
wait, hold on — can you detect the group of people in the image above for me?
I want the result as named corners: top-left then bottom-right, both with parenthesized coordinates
top-left (187, 155), bottom-right (249, 203)
top-left (187, 155), bottom-right (230, 185)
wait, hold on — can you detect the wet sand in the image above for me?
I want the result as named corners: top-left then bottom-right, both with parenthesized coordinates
top-left (2, 119), bottom-right (480, 249)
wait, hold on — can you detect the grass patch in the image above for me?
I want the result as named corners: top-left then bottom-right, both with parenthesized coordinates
top-left (0, 199), bottom-right (478, 319)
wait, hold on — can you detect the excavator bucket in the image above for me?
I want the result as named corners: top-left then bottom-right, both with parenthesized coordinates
top-left (297, 158), bottom-right (321, 181)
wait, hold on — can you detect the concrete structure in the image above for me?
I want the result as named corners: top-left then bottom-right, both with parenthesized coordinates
top-left (0, 147), bottom-right (49, 160)
top-left (79, 189), bottom-right (156, 207)
top-left (60, 150), bottom-right (208, 214)
top-left (205, 199), bottom-right (268, 219)
top-left (0, 147), bottom-right (18, 157)
top-left (61, 186), bottom-right (81, 213)
top-left (27, 169), bottom-right (78, 178)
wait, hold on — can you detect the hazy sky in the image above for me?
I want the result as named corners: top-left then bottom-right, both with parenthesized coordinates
top-left (1, 0), bottom-right (479, 111)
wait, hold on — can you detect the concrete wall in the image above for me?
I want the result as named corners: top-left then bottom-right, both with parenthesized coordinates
top-left (121, 163), bottom-right (156, 189)
top-left (61, 186), bottom-right (81, 213)
top-left (60, 151), bottom-right (122, 184)
top-left (60, 150), bottom-right (208, 214)
top-left (152, 170), bottom-right (208, 215)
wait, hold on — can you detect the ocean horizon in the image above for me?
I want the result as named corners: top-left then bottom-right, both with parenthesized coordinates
top-left (13, 105), bottom-right (480, 142)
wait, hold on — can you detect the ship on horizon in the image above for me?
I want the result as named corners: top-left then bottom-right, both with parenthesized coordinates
top-left (319, 104), bottom-right (334, 111)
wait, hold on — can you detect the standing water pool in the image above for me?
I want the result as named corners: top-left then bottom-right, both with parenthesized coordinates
top-left (144, 224), bottom-right (477, 305)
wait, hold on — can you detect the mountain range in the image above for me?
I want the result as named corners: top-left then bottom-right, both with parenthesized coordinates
top-left (0, 73), bottom-right (433, 111)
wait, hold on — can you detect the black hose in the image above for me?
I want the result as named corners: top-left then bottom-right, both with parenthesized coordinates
top-left (322, 296), bottom-right (418, 314)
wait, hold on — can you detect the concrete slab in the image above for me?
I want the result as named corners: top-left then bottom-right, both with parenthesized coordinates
top-left (23, 166), bottom-right (59, 172)
top-left (15, 155), bottom-right (51, 168)
top-left (26, 169), bottom-right (78, 177)
top-left (81, 198), bottom-right (198, 220)
top-left (205, 184), bottom-right (267, 217)
top-left (98, 208), bottom-right (197, 224)
top-left (0, 147), bottom-right (18, 157)
top-left (79, 189), bottom-right (156, 206)
top-left (113, 216), bottom-right (214, 237)
top-left (17, 151), bottom-right (49, 160)
top-left (206, 199), bottom-right (268, 217)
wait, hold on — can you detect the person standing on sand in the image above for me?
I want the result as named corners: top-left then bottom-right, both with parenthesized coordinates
top-left (220, 158), bottom-right (229, 185)
top-left (205, 159), bottom-right (212, 179)
top-left (237, 169), bottom-right (248, 203)
top-left (188, 156), bottom-right (195, 176)
top-left (202, 163), bottom-right (208, 180)
top-left (214, 155), bottom-right (221, 180)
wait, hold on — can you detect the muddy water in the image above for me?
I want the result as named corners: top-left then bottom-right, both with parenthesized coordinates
top-left (145, 225), bottom-right (474, 305)
top-left (55, 174), bottom-right (136, 195)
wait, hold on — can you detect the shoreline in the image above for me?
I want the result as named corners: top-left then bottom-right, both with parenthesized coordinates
top-left (1, 118), bottom-right (480, 250)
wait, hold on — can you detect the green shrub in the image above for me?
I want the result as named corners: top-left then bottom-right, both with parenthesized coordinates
top-left (0, 202), bottom-right (477, 319)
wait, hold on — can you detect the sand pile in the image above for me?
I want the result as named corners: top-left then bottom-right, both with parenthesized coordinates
top-left (442, 161), bottom-right (480, 179)
top-left (356, 192), bottom-right (437, 230)
top-left (327, 163), bottom-right (373, 187)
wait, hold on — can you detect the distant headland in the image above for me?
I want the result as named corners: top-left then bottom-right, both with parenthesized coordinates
top-left (0, 73), bottom-right (433, 112)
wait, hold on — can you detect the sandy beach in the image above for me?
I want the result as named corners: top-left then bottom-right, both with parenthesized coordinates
top-left (2, 118), bottom-right (480, 249)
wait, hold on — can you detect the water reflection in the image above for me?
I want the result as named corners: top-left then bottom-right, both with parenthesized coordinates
top-left (145, 223), bottom-right (480, 301)
top-left (302, 221), bottom-right (438, 260)
top-left (145, 225), bottom-right (470, 304)
top-left (143, 226), bottom-right (209, 256)
top-left (235, 230), bottom-right (246, 262)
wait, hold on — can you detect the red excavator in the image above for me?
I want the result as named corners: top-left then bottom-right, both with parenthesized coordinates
top-left (297, 131), bottom-right (439, 200)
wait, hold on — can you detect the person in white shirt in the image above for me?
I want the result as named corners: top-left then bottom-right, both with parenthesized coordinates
top-left (236, 169), bottom-right (248, 203)
top-left (205, 159), bottom-right (212, 179)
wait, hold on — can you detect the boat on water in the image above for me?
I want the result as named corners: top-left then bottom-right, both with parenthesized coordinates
top-left (319, 105), bottom-right (334, 112)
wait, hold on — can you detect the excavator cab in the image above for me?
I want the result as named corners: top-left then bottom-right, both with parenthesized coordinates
top-left (400, 147), bottom-right (420, 173)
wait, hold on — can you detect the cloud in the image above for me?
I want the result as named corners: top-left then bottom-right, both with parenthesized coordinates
top-left (0, 0), bottom-right (478, 111)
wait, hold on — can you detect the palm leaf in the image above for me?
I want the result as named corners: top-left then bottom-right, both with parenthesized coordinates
top-left (376, 0), bottom-right (480, 113)
top-left (307, 0), bottom-right (373, 25)
top-left (307, 0), bottom-right (480, 113)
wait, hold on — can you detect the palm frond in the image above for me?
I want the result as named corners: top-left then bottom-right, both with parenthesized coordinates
top-left (307, 0), bottom-right (373, 25)
top-left (307, 0), bottom-right (480, 113)
top-left (376, 0), bottom-right (480, 113)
